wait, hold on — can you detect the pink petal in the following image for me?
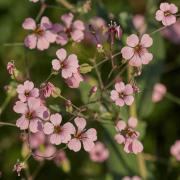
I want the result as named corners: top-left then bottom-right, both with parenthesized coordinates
top-left (121, 46), bottom-right (134, 60)
top-left (169, 4), bottom-right (178, 14)
top-left (56, 48), bottom-right (67, 61)
top-left (114, 134), bottom-right (125, 144)
top-left (27, 97), bottom-right (41, 111)
top-left (129, 54), bottom-right (142, 67)
top-left (50, 113), bottom-right (62, 126)
top-left (160, 2), bottom-right (170, 11)
top-left (65, 72), bottom-right (83, 88)
top-left (62, 122), bottom-right (76, 134)
top-left (85, 128), bottom-right (97, 141)
top-left (72, 20), bottom-right (85, 31)
top-left (74, 117), bottom-right (86, 131)
top-left (71, 30), bottom-right (84, 42)
top-left (52, 59), bottom-right (60, 71)
top-left (132, 140), bottom-right (143, 154)
top-left (116, 120), bottom-right (126, 131)
top-left (24, 80), bottom-right (34, 91)
top-left (40, 16), bottom-right (52, 29)
top-left (50, 134), bottom-right (62, 145)
top-left (110, 90), bottom-right (119, 101)
top-left (124, 84), bottom-right (133, 95)
top-left (128, 117), bottom-right (138, 128)
top-left (43, 122), bottom-right (54, 134)
top-left (162, 15), bottom-right (176, 26)
top-left (155, 10), bottom-right (164, 21)
top-left (68, 138), bottom-right (81, 152)
top-left (13, 101), bottom-right (28, 114)
top-left (115, 82), bottom-right (125, 93)
top-left (17, 84), bottom-right (25, 94)
top-left (124, 95), bottom-right (134, 105)
top-left (30, 88), bottom-right (39, 98)
top-left (61, 13), bottom-right (74, 28)
top-left (115, 98), bottom-right (125, 107)
top-left (126, 34), bottom-right (139, 47)
top-left (29, 119), bottom-right (39, 133)
top-left (141, 52), bottom-right (153, 65)
top-left (140, 34), bottom-right (153, 47)
top-left (16, 116), bottom-right (29, 130)
top-left (24, 34), bottom-right (37, 49)
top-left (56, 33), bottom-right (68, 45)
top-left (37, 36), bottom-right (49, 50)
top-left (62, 68), bottom-right (73, 79)
top-left (44, 30), bottom-right (56, 43)
top-left (22, 18), bottom-right (36, 30)
top-left (82, 139), bottom-right (95, 152)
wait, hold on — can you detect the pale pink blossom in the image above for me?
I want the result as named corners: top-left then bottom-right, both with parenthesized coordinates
top-left (115, 117), bottom-right (143, 154)
top-left (132, 15), bottom-right (146, 34)
top-left (155, 3), bottom-right (178, 26)
top-left (29, 0), bottom-right (39, 2)
top-left (13, 161), bottom-right (25, 176)
top-left (170, 140), bottom-right (180, 161)
top-left (52, 48), bottom-right (79, 79)
top-left (65, 71), bottom-right (83, 88)
top-left (152, 83), bottom-right (167, 102)
top-left (122, 176), bottom-right (141, 180)
top-left (89, 141), bottom-right (109, 162)
top-left (22, 16), bottom-right (56, 50)
top-left (13, 97), bottom-right (48, 133)
top-left (54, 150), bottom-right (68, 166)
top-left (40, 82), bottom-right (55, 98)
top-left (54, 13), bottom-right (85, 45)
top-left (7, 61), bottom-right (15, 75)
top-left (17, 80), bottom-right (39, 102)
top-left (43, 113), bottom-right (75, 145)
top-left (68, 117), bottom-right (97, 152)
top-left (110, 82), bottom-right (134, 107)
top-left (121, 34), bottom-right (153, 67)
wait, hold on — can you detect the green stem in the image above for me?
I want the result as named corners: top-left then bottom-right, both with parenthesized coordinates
top-left (0, 95), bottom-right (13, 116)
top-left (128, 66), bottom-right (147, 180)
top-left (0, 121), bottom-right (17, 127)
top-left (165, 92), bottom-right (180, 105)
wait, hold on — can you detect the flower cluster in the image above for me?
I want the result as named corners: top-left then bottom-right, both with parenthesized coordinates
top-left (114, 117), bottom-right (143, 154)
top-left (170, 140), bottom-right (180, 161)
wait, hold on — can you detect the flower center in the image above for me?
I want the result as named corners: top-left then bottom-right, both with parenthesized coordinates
top-left (34, 27), bottom-right (44, 36)
top-left (25, 111), bottom-right (34, 119)
top-left (134, 44), bottom-right (142, 53)
top-left (65, 27), bottom-right (72, 37)
top-left (164, 11), bottom-right (171, 17)
top-left (54, 126), bottom-right (62, 134)
top-left (24, 91), bottom-right (30, 97)
top-left (121, 128), bottom-right (137, 138)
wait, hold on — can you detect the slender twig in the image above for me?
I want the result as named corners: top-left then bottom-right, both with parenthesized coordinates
top-left (165, 92), bottom-right (180, 106)
top-left (56, 0), bottom-right (76, 13)
top-left (0, 121), bottom-right (17, 127)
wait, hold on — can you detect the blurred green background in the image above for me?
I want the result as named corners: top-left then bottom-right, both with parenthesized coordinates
top-left (0, 0), bottom-right (180, 179)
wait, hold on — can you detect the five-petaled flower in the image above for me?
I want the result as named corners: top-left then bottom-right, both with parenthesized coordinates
top-left (68, 117), bottom-right (97, 152)
top-left (54, 13), bottom-right (85, 45)
top-left (121, 34), bottom-right (153, 67)
top-left (52, 48), bottom-right (79, 79)
top-left (43, 113), bottom-right (75, 145)
top-left (110, 82), bottom-right (134, 107)
top-left (155, 2), bottom-right (178, 26)
top-left (22, 16), bottom-right (56, 50)
top-left (13, 97), bottom-right (48, 132)
top-left (17, 80), bottom-right (39, 102)
top-left (114, 117), bottom-right (143, 154)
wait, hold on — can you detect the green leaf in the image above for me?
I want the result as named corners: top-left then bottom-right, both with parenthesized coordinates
top-left (80, 63), bottom-right (93, 74)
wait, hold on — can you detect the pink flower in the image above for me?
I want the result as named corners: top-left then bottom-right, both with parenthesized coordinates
top-left (68, 117), bottom-right (97, 152)
top-left (54, 150), bottom-right (68, 166)
top-left (170, 140), bottom-right (180, 161)
top-left (155, 2), bottom-right (178, 26)
top-left (29, 0), bottom-right (39, 2)
top-left (54, 13), bottom-right (85, 45)
top-left (114, 117), bottom-right (143, 154)
top-left (52, 48), bottom-right (79, 79)
top-left (152, 83), bottom-right (167, 102)
top-left (132, 15), bottom-right (146, 34)
top-left (122, 176), bottom-right (141, 180)
top-left (22, 16), bottom-right (56, 50)
top-left (121, 34), bottom-right (153, 67)
top-left (13, 97), bottom-right (48, 133)
top-left (43, 113), bottom-right (75, 145)
top-left (40, 82), bottom-right (55, 98)
top-left (7, 61), bottom-right (15, 75)
top-left (110, 82), bottom-right (134, 107)
top-left (65, 71), bottom-right (83, 88)
top-left (89, 141), bottom-right (109, 162)
top-left (17, 80), bottom-right (39, 102)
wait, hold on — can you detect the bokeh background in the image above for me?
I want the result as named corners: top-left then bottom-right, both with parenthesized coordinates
top-left (0, 0), bottom-right (180, 179)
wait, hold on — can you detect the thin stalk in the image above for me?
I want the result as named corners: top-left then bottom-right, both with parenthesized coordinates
top-left (0, 121), bottom-right (17, 127)
top-left (128, 66), bottom-right (147, 180)
top-left (165, 92), bottom-right (180, 105)
top-left (56, 0), bottom-right (76, 13)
